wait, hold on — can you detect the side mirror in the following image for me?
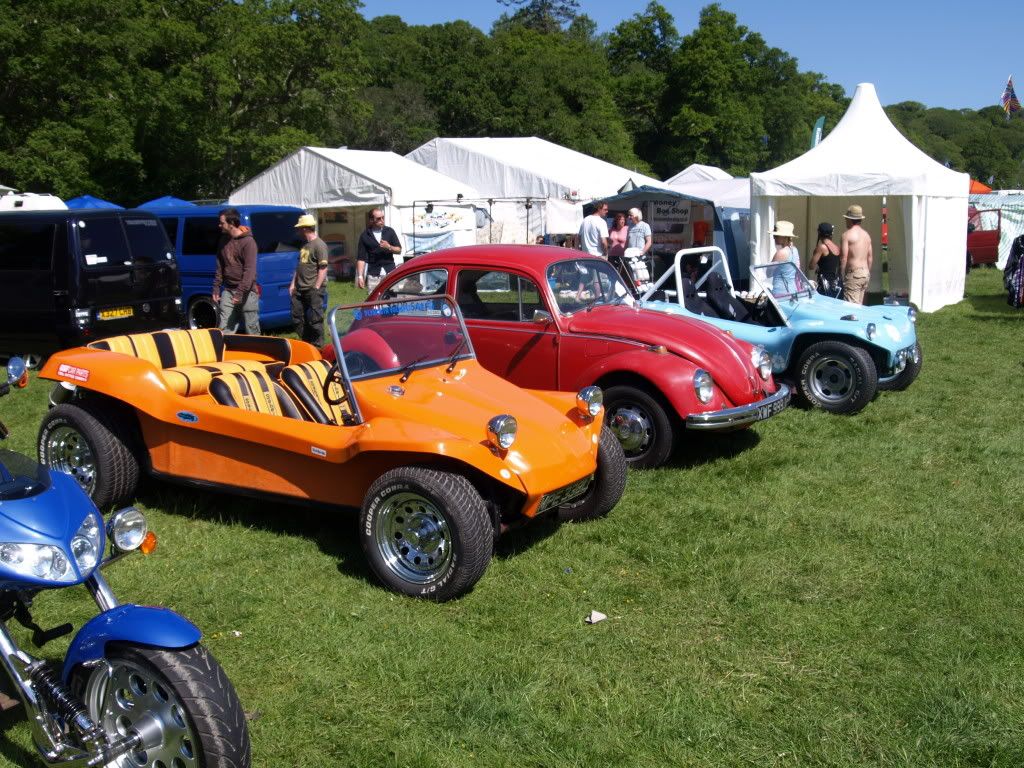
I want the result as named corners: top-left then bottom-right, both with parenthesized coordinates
top-left (532, 309), bottom-right (553, 324)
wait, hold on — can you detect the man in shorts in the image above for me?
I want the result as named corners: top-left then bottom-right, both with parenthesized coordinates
top-left (840, 204), bottom-right (873, 304)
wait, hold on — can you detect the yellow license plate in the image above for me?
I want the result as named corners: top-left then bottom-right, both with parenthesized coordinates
top-left (98, 307), bottom-right (134, 320)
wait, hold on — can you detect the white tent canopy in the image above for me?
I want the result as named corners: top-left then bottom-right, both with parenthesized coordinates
top-left (669, 178), bottom-right (749, 210)
top-left (750, 83), bottom-right (969, 312)
top-left (406, 137), bottom-right (669, 241)
top-left (666, 163), bottom-right (732, 185)
top-left (229, 147), bottom-right (482, 257)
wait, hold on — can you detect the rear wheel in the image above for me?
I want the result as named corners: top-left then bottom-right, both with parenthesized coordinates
top-left (603, 385), bottom-right (674, 468)
top-left (187, 296), bottom-right (219, 329)
top-left (71, 643), bottom-right (250, 768)
top-left (360, 467), bottom-right (493, 601)
top-left (558, 426), bottom-right (627, 522)
top-left (38, 400), bottom-right (140, 508)
top-left (796, 341), bottom-right (877, 414)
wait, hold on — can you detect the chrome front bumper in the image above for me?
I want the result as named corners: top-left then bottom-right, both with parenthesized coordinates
top-left (686, 383), bottom-right (791, 431)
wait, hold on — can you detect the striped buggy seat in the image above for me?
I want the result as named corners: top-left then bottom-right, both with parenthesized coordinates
top-left (89, 329), bottom-right (267, 396)
top-left (279, 360), bottom-right (356, 426)
top-left (208, 369), bottom-right (303, 420)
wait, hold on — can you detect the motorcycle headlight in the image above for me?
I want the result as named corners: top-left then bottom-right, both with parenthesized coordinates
top-left (107, 507), bottom-right (149, 552)
top-left (693, 369), bottom-right (714, 404)
top-left (907, 307), bottom-right (917, 324)
top-left (866, 322), bottom-right (877, 340)
top-left (487, 415), bottom-right (517, 450)
top-left (751, 346), bottom-right (771, 380)
top-left (0, 542), bottom-right (75, 583)
top-left (576, 386), bottom-right (603, 418)
top-left (70, 512), bottom-right (103, 574)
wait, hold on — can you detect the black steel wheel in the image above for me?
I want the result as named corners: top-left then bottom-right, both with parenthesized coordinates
top-left (795, 341), bottom-right (878, 414)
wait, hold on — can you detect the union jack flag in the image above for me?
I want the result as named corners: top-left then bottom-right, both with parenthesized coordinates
top-left (1002, 76), bottom-right (1021, 120)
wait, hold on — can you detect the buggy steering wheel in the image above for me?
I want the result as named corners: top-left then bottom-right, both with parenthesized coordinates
top-left (322, 361), bottom-right (348, 406)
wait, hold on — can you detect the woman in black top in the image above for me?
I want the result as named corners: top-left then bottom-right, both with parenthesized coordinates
top-left (810, 222), bottom-right (841, 297)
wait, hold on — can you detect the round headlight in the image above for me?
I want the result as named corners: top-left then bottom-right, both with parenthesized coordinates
top-left (70, 513), bottom-right (102, 573)
top-left (487, 415), bottom-right (517, 450)
top-left (108, 507), bottom-right (149, 552)
top-left (751, 346), bottom-right (771, 380)
top-left (693, 369), bottom-right (714, 404)
top-left (907, 307), bottom-right (917, 324)
top-left (866, 322), bottom-right (877, 340)
top-left (576, 386), bottom-right (603, 417)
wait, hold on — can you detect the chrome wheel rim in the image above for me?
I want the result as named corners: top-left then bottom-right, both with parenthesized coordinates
top-left (187, 299), bottom-right (218, 329)
top-left (83, 659), bottom-right (200, 768)
top-left (44, 425), bottom-right (96, 493)
top-left (808, 355), bottom-right (855, 403)
top-left (374, 492), bottom-right (453, 584)
top-left (608, 404), bottom-right (652, 456)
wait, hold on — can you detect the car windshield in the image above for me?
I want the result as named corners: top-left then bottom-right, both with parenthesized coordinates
top-left (546, 258), bottom-right (634, 314)
top-left (750, 261), bottom-right (815, 301)
top-left (0, 449), bottom-right (51, 501)
top-left (329, 295), bottom-right (473, 383)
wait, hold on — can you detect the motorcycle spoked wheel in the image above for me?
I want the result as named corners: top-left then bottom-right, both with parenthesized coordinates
top-left (70, 643), bottom-right (250, 768)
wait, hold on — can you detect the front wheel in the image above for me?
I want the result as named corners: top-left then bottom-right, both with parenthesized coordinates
top-left (360, 467), bottom-right (493, 601)
top-left (877, 342), bottom-right (922, 392)
top-left (795, 341), bottom-right (878, 414)
top-left (603, 385), bottom-right (675, 468)
top-left (558, 426), bottom-right (628, 522)
top-left (71, 643), bottom-right (251, 768)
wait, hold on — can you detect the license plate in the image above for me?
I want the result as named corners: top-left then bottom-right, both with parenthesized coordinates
top-left (756, 397), bottom-right (787, 422)
top-left (98, 307), bottom-right (134, 320)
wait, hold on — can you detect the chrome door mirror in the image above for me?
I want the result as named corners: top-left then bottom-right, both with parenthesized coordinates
top-left (532, 309), bottom-right (552, 324)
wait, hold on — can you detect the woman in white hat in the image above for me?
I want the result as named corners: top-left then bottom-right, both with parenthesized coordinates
top-left (769, 220), bottom-right (800, 296)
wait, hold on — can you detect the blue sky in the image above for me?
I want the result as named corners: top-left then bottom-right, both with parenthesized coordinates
top-left (365, 0), bottom-right (1024, 111)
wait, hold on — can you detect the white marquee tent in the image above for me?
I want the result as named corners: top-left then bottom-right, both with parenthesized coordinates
top-left (750, 83), bottom-right (969, 312)
top-left (406, 137), bottom-right (669, 242)
top-left (666, 163), bottom-right (732, 185)
top-left (229, 147), bottom-right (481, 260)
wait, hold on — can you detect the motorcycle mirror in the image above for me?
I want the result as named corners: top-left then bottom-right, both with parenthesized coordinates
top-left (6, 357), bottom-right (26, 386)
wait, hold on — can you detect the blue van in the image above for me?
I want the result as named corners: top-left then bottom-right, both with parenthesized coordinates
top-left (145, 202), bottom-right (305, 330)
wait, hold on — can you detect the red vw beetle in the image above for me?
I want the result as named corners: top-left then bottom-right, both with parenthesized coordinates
top-left (367, 246), bottom-right (790, 468)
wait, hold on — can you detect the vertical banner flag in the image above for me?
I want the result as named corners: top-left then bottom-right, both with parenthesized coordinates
top-left (809, 116), bottom-right (825, 149)
top-left (1002, 76), bottom-right (1021, 120)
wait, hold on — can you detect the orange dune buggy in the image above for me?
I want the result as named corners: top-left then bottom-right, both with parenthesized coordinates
top-left (37, 296), bottom-right (626, 600)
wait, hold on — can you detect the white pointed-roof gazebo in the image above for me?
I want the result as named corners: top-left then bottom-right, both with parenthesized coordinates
top-left (750, 83), bottom-right (969, 312)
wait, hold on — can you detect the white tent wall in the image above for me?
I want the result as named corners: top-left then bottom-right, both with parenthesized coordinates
top-left (749, 83), bottom-right (968, 312)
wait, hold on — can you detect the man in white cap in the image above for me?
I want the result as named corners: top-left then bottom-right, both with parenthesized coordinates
top-left (840, 204), bottom-right (873, 304)
top-left (289, 213), bottom-right (329, 346)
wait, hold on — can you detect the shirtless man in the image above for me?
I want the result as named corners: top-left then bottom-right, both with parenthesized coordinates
top-left (840, 204), bottom-right (873, 304)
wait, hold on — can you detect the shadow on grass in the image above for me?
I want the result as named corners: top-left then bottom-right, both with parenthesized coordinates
top-left (963, 291), bottom-right (1022, 318)
top-left (0, 705), bottom-right (38, 767)
top-left (665, 428), bottom-right (761, 469)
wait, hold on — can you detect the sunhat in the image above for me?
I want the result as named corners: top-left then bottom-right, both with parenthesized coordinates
top-left (294, 213), bottom-right (317, 228)
top-left (843, 205), bottom-right (865, 221)
top-left (770, 220), bottom-right (798, 239)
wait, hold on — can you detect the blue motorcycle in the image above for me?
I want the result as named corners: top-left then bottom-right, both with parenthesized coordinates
top-left (0, 358), bottom-right (250, 767)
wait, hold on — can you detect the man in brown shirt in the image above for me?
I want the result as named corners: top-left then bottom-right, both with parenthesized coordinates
top-left (840, 204), bottom-right (873, 305)
top-left (212, 207), bottom-right (261, 334)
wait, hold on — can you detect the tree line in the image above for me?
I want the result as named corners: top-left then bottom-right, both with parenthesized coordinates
top-left (1, 0), bottom-right (1021, 205)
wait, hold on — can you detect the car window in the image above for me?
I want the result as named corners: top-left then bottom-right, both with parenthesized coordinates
top-left (546, 259), bottom-right (632, 315)
top-left (160, 217), bottom-right (179, 248)
top-left (124, 216), bottom-right (174, 264)
top-left (250, 212), bottom-right (304, 253)
top-left (77, 217), bottom-right (132, 267)
top-left (456, 269), bottom-right (544, 321)
top-left (383, 268), bottom-right (448, 299)
top-left (0, 219), bottom-right (56, 270)
top-left (182, 217), bottom-right (222, 256)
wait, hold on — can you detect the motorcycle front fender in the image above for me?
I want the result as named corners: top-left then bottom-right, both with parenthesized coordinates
top-left (61, 605), bottom-right (202, 683)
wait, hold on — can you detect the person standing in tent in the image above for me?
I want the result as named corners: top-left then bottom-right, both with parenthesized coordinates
top-left (289, 214), bottom-right (329, 346)
top-left (357, 208), bottom-right (402, 293)
top-left (212, 207), bottom-right (261, 334)
top-left (768, 221), bottom-right (800, 296)
top-left (626, 208), bottom-right (653, 258)
top-left (578, 202), bottom-right (609, 258)
top-left (608, 212), bottom-right (629, 259)
top-left (840, 205), bottom-right (873, 304)
top-left (810, 222), bottom-right (842, 297)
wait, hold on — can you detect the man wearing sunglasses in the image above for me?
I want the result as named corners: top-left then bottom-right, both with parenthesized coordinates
top-left (356, 207), bottom-right (402, 293)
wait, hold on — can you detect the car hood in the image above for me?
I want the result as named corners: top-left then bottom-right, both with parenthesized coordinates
top-left (565, 305), bottom-right (767, 404)
top-left (786, 295), bottom-right (916, 347)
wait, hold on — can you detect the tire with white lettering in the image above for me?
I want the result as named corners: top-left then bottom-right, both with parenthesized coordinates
top-left (558, 426), bottom-right (627, 522)
top-left (796, 341), bottom-right (877, 415)
top-left (38, 401), bottom-right (140, 508)
top-left (360, 467), bottom-right (493, 601)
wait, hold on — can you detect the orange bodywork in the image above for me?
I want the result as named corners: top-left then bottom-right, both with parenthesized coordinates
top-left (40, 335), bottom-right (604, 518)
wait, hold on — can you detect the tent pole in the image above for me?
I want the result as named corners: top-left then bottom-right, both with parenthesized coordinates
top-left (881, 195), bottom-right (889, 297)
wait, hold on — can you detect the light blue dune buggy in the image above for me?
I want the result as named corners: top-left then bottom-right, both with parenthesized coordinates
top-left (637, 247), bottom-right (920, 415)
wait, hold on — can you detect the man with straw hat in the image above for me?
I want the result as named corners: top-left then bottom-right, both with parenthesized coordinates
top-left (840, 204), bottom-right (873, 304)
top-left (769, 220), bottom-right (800, 295)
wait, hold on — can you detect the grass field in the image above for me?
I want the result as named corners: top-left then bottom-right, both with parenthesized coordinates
top-left (1, 269), bottom-right (1022, 766)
